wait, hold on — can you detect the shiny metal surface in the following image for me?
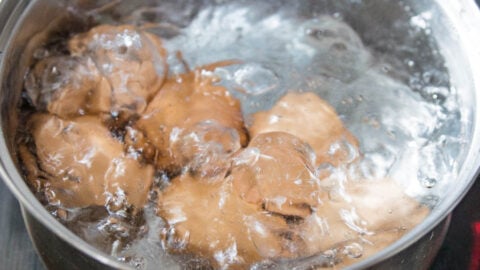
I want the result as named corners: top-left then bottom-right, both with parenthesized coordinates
top-left (1, 0), bottom-right (480, 269)
top-left (21, 206), bottom-right (121, 270)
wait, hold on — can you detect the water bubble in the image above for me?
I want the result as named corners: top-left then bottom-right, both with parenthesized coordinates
top-left (343, 242), bottom-right (363, 259)
top-left (420, 177), bottom-right (437, 188)
top-left (332, 12), bottom-right (343, 19)
top-left (231, 63), bottom-right (279, 96)
top-left (323, 249), bottom-right (337, 258)
top-left (381, 65), bottom-right (391, 73)
top-left (421, 195), bottom-right (440, 207)
top-left (166, 52), bottom-right (189, 76)
top-left (327, 139), bottom-right (359, 163)
top-left (421, 86), bottom-right (449, 104)
top-left (154, 172), bottom-right (171, 190)
top-left (317, 163), bottom-right (336, 180)
top-left (306, 28), bottom-right (336, 39)
top-left (341, 96), bottom-right (355, 105)
top-left (422, 71), bottom-right (433, 84)
top-left (297, 17), bottom-right (369, 82)
top-left (358, 148), bottom-right (396, 180)
top-left (33, 48), bottom-right (49, 60)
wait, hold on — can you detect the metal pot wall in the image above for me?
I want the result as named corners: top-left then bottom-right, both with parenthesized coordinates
top-left (1, 0), bottom-right (480, 269)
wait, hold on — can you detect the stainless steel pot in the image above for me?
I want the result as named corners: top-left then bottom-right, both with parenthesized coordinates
top-left (1, 0), bottom-right (480, 269)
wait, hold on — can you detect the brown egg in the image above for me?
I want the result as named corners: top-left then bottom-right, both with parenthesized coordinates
top-left (24, 56), bottom-right (104, 118)
top-left (249, 92), bottom-right (358, 166)
top-left (134, 62), bottom-right (247, 174)
top-left (158, 173), bottom-right (306, 269)
top-left (26, 113), bottom-right (154, 211)
top-left (300, 179), bottom-right (429, 264)
top-left (230, 132), bottom-right (323, 218)
top-left (25, 25), bottom-right (167, 119)
top-left (156, 128), bottom-right (428, 268)
top-left (157, 132), bottom-right (328, 268)
top-left (68, 24), bottom-right (168, 115)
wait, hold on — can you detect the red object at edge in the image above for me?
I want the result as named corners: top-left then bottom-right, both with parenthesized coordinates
top-left (470, 222), bottom-right (480, 270)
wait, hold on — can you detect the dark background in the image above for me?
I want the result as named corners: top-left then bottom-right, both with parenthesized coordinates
top-left (1, 1), bottom-right (480, 269)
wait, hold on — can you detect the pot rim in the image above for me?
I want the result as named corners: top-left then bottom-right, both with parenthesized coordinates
top-left (1, 0), bottom-right (480, 269)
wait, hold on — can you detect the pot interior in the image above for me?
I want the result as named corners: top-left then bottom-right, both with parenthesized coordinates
top-left (0, 0), bottom-right (479, 269)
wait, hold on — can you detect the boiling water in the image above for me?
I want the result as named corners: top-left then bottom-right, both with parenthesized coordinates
top-left (118, 0), bottom-right (461, 203)
top-left (20, 0), bottom-right (466, 269)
